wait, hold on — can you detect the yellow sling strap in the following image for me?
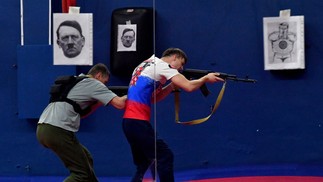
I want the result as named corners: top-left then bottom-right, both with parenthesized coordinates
top-left (175, 81), bottom-right (227, 125)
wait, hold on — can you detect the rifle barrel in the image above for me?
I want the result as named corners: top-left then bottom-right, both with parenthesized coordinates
top-left (182, 69), bottom-right (257, 83)
top-left (227, 77), bottom-right (257, 83)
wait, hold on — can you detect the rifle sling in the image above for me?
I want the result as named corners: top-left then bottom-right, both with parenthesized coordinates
top-left (174, 81), bottom-right (226, 125)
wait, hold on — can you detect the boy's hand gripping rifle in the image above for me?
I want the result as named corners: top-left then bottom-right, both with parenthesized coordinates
top-left (175, 69), bottom-right (257, 125)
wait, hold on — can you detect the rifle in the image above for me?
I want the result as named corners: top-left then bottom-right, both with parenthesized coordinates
top-left (108, 86), bottom-right (128, 96)
top-left (181, 68), bottom-right (257, 97)
top-left (172, 68), bottom-right (257, 125)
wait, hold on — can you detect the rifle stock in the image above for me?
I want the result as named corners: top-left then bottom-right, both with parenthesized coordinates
top-left (108, 86), bottom-right (128, 96)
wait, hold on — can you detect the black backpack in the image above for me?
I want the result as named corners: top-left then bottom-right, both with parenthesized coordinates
top-left (49, 75), bottom-right (91, 116)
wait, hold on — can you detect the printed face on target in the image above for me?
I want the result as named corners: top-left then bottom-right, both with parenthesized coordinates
top-left (56, 20), bottom-right (85, 58)
top-left (121, 28), bottom-right (136, 48)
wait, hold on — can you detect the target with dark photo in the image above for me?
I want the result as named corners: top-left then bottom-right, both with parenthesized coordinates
top-left (263, 16), bottom-right (304, 70)
top-left (117, 24), bottom-right (137, 52)
top-left (53, 13), bottom-right (93, 65)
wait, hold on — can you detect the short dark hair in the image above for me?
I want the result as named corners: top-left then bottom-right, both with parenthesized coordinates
top-left (87, 63), bottom-right (110, 78)
top-left (56, 20), bottom-right (84, 38)
top-left (122, 28), bottom-right (135, 36)
top-left (162, 48), bottom-right (188, 64)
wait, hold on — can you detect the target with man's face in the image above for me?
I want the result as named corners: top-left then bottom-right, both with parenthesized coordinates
top-left (53, 13), bottom-right (93, 65)
top-left (117, 24), bottom-right (137, 52)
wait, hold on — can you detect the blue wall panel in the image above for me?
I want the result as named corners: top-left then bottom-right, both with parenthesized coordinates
top-left (17, 45), bottom-right (75, 118)
top-left (23, 0), bottom-right (49, 45)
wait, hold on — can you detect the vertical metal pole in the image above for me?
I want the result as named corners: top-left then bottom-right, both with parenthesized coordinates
top-left (49, 0), bottom-right (52, 45)
top-left (20, 0), bottom-right (24, 46)
top-left (153, 0), bottom-right (157, 181)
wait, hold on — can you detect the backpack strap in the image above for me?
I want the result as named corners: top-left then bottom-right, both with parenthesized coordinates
top-left (49, 75), bottom-right (92, 116)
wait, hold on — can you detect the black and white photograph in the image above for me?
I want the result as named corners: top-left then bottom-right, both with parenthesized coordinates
top-left (53, 13), bottom-right (93, 65)
top-left (263, 16), bottom-right (304, 70)
top-left (117, 24), bottom-right (137, 52)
